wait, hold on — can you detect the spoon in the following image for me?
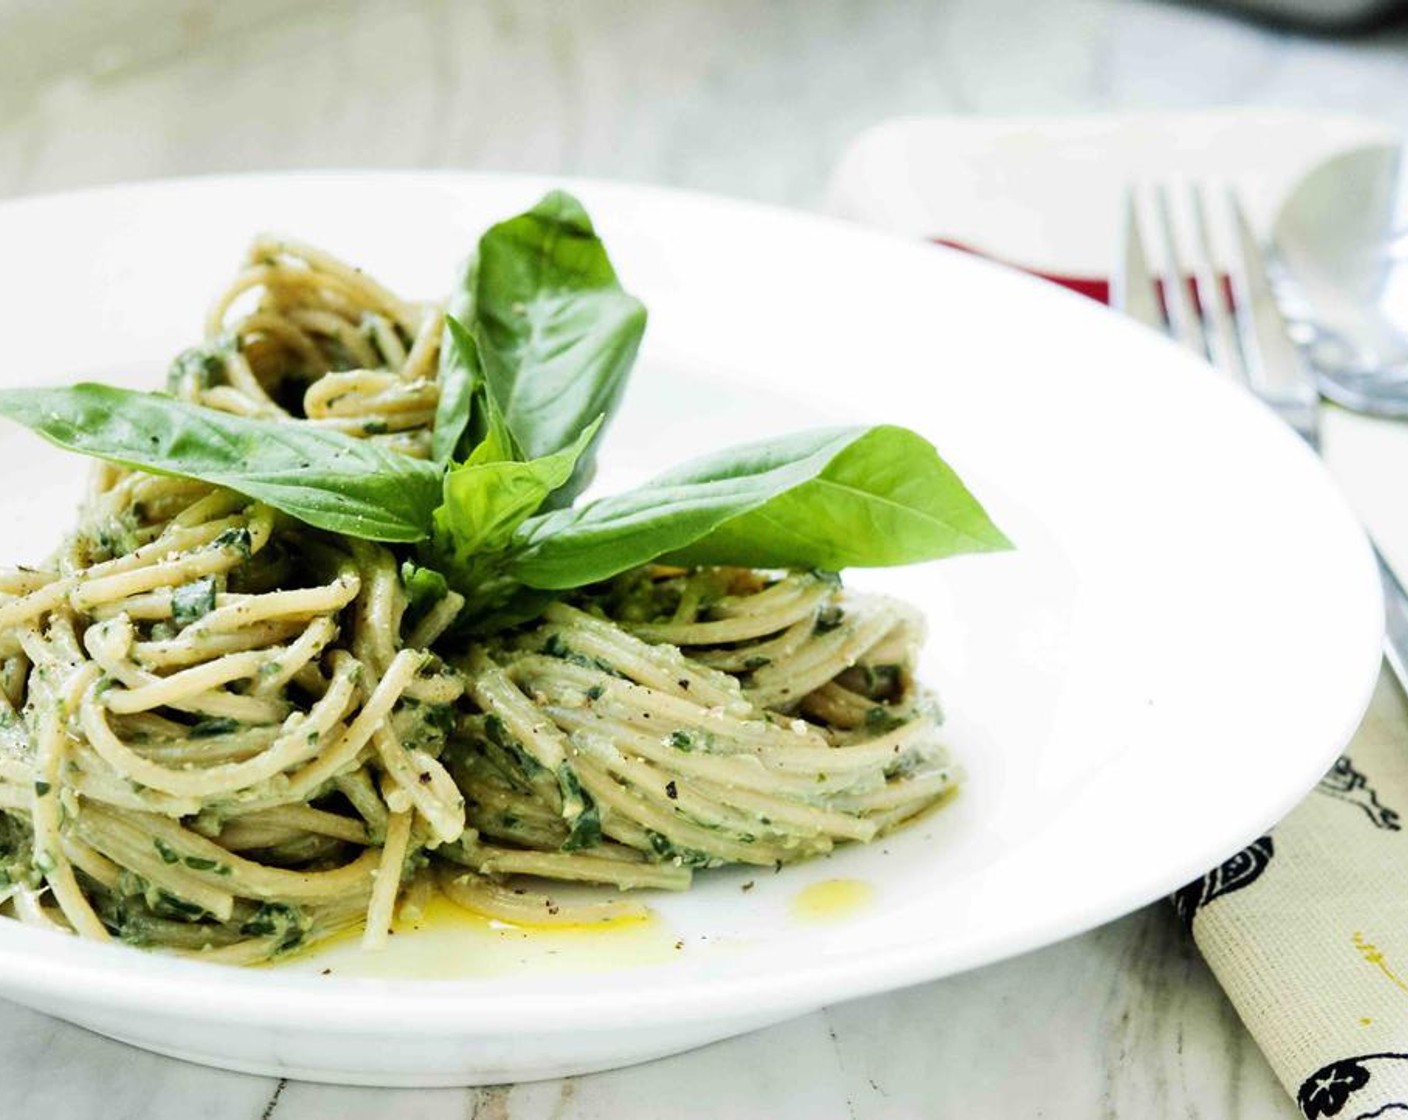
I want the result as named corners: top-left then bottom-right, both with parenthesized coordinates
top-left (1271, 143), bottom-right (1408, 417)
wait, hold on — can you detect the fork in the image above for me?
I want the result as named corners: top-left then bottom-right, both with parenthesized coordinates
top-left (1115, 183), bottom-right (1408, 689)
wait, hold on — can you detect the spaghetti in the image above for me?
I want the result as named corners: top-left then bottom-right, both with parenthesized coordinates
top-left (0, 239), bottom-right (958, 961)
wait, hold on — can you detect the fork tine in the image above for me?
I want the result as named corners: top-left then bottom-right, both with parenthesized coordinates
top-left (1152, 184), bottom-right (1206, 359)
top-left (1188, 184), bottom-right (1247, 383)
top-left (1225, 189), bottom-right (1316, 404)
top-left (1113, 190), bottom-right (1164, 330)
top-left (1224, 187), bottom-right (1322, 446)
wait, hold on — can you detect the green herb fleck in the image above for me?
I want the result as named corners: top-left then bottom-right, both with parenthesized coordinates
top-left (210, 527), bottom-right (252, 558)
top-left (149, 889), bottom-right (207, 920)
top-left (240, 901), bottom-right (309, 951)
top-left (190, 717), bottom-right (240, 738)
top-left (172, 576), bottom-right (217, 627)
top-left (865, 705), bottom-right (904, 733)
top-left (644, 830), bottom-right (713, 868)
top-left (485, 713), bottom-right (545, 778)
top-left (166, 343), bottom-right (228, 395)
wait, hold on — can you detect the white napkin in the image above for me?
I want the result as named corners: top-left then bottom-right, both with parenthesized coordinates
top-left (826, 110), bottom-right (1408, 1120)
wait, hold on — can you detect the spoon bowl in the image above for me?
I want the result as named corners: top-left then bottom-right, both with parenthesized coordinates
top-left (1272, 143), bottom-right (1408, 416)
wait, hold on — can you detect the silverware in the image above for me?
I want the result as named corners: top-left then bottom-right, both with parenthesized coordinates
top-left (1271, 144), bottom-right (1408, 418)
top-left (1116, 183), bottom-right (1408, 688)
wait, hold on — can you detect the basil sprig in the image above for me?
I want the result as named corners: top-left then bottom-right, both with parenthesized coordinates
top-left (0, 191), bottom-right (1010, 628)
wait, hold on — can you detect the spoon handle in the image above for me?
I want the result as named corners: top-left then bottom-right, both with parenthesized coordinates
top-left (1376, 547), bottom-right (1408, 692)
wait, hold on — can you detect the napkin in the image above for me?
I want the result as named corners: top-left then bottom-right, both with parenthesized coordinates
top-left (827, 111), bottom-right (1408, 1120)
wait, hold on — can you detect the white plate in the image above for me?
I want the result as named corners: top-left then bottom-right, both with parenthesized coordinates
top-left (0, 172), bottom-right (1382, 1086)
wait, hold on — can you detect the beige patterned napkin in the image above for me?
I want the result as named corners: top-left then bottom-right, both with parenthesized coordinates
top-left (828, 111), bottom-right (1408, 1120)
top-left (1180, 670), bottom-right (1408, 1118)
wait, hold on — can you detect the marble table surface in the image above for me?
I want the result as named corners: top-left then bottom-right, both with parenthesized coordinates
top-left (4, 0), bottom-right (1408, 1115)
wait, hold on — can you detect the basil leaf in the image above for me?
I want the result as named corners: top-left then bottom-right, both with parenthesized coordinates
top-left (0, 384), bottom-right (442, 542)
top-left (473, 191), bottom-right (647, 507)
top-left (171, 577), bottom-right (217, 627)
top-left (434, 415), bottom-right (602, 559)
top-left (431, 315), bottom-right (482, 465)
top-left (400, 560), bottom-right (449, 613)
top-left (509, 425), bottom-right (1010, 589)
top-left (445, 316), bottom-right (525, 467)
top-left (400, 558), bottom-right (454, 637)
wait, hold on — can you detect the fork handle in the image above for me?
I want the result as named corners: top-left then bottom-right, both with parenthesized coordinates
top-left (1376, 546), bottom-right (1408, 691)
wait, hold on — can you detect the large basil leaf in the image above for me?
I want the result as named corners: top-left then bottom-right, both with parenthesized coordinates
top-left (508, 425), bottom-right (1010, 589)
top-left (472, 191), bottom-right (647, 507)
top-left (0, 384), bottom-right (442, 542)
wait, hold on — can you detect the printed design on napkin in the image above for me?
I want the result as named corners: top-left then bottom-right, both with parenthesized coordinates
top-left (1171, 836), bottom-right (1274, 931)
top-left (1317, 757), bottom-right (1402, 831)
top-left (1352, 933), bottom-right (1408, 997)
top-left (1296, 1053), bottom-right (1408, 1119)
